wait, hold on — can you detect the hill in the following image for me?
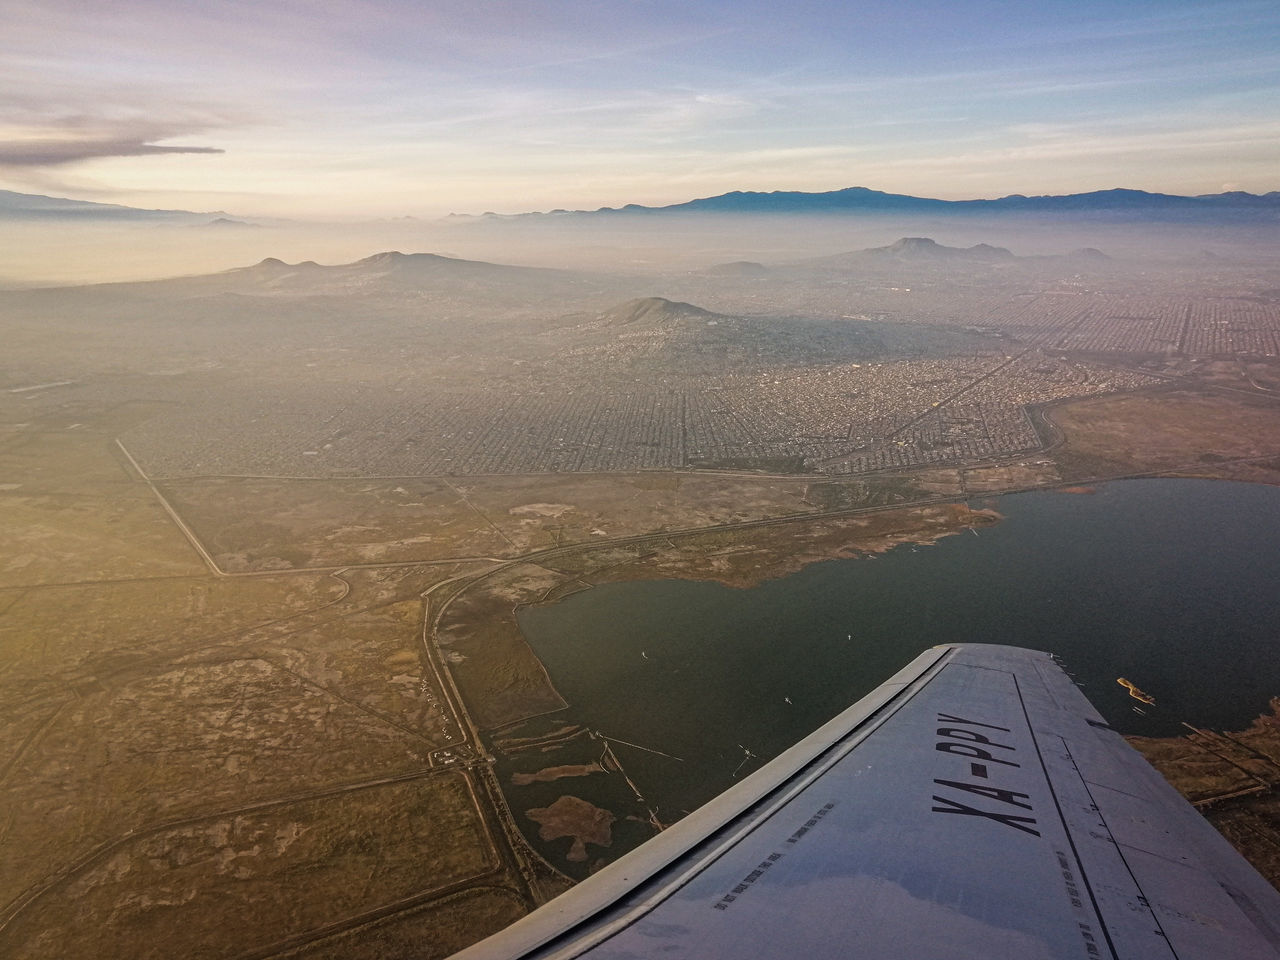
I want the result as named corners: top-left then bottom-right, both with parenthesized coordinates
top-left (71, 251), bottom-right (597, 301)
top-left (699, 261), bottom-right (770, 278)
top-left (554, 296), bottom-right (895, 375)
top-left (594, 296), bottom-right (728, 327)
top-left (0, 250), bottom-right (643, 323)
top-left (863, 237), bottom-right (1014, 261)
top-left (790, 237), bottom-right (1020, 273)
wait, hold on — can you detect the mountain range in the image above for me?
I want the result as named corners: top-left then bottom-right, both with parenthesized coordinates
top-left (708, 237), bottom-right (1108, 275)
top-left (79, 250), bottom-right (592, 303)
top-left (4, 185), bottom-right (1278, 226)
top-left (4, 236), bottom-right (1114, 301)
top-left (100, 239), bottom-right (1108, 297)
top-left (0, 189), bottom-right (221, 222)
top-left (467, 186), bottom-right (1280, 222)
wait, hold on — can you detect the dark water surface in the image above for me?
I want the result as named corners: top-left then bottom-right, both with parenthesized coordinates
top-left (516, 478), bottom-right (1280, 820)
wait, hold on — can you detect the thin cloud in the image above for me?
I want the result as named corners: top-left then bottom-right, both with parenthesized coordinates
top-left (0, 138), bottom-right (223, 166)
top-left (0, 88), bottom-right (240, 170)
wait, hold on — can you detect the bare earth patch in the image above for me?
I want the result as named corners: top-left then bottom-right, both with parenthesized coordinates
top-left (526, 796), bottom-right (616, 863)
top-left (1049, 388), bottom-right (1280, 480)
top-left (512, 763), bottom-right (605, 786)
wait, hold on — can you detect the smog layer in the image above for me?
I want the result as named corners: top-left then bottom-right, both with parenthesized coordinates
top-left (3, 208), bottom-right (1280, 958)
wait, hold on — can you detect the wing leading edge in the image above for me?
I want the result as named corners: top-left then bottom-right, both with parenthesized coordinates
top-left (455, 644), bottom-right (1280, 960)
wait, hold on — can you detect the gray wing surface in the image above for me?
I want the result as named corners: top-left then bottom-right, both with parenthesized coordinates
top-left (455, 644), bottom-right (1280, 959)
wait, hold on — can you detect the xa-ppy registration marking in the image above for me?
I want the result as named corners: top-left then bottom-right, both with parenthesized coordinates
top-left (931, 712), bottom-right (1040, 837)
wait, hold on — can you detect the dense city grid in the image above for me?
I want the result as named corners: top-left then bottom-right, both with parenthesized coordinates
top-left (118, 287), bottom-right (1280, 478)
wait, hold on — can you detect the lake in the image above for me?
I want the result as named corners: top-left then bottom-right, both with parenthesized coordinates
top-left (516, 478), bottom-right (1280, 824)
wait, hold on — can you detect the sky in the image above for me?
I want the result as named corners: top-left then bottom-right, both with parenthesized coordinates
top-left (2, 0), bottom-right (1279, 218)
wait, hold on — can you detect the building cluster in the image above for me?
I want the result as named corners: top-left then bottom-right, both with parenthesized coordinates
top-left (818, 403), bottom-right (1042, 475)
top-left (125, 343), bottom-right (1157, 479)
top-left (116, 272), bottom-right (1278, 481)
top-left (923, 291), bottom-right (1278, 359)
top-left (682, 281), bottom-right (1280, 360)
top-left (1182, 299), bottom-right (1280, 357)
top-left (128, 389), bottom-right (687, 477)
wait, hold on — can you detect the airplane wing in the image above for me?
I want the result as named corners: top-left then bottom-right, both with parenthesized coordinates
top-left (454, 644), bottom-right (1280, 960)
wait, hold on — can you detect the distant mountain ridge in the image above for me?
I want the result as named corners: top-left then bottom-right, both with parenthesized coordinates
top-left (709, 237), bottom-right (1111, 276)
top-left (31, 250), bottom-right (615, 312)
top-left (7, 185), bottom-right (1276, 226)
top-left (0, 189), bottom-right (217, 222)
top-left (238, 250), bottom-right (569, 286)
top-left (467, 186), bottom-right (1280, 221)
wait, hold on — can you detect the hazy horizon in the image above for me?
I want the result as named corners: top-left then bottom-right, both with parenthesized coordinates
top-left (5, 207), bottom-right (1279, 288)
top-left (4, 1), bottom-right (1280, 219)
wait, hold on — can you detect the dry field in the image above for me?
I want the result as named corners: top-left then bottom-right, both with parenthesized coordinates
top-left (1048, 387), bottom-right (1280, 480)
top-left (7, 370), bottom-right (1280, 957)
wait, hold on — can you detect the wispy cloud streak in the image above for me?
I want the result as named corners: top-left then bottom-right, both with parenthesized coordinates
top-left (0, 139), bottom-right (223, 166)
